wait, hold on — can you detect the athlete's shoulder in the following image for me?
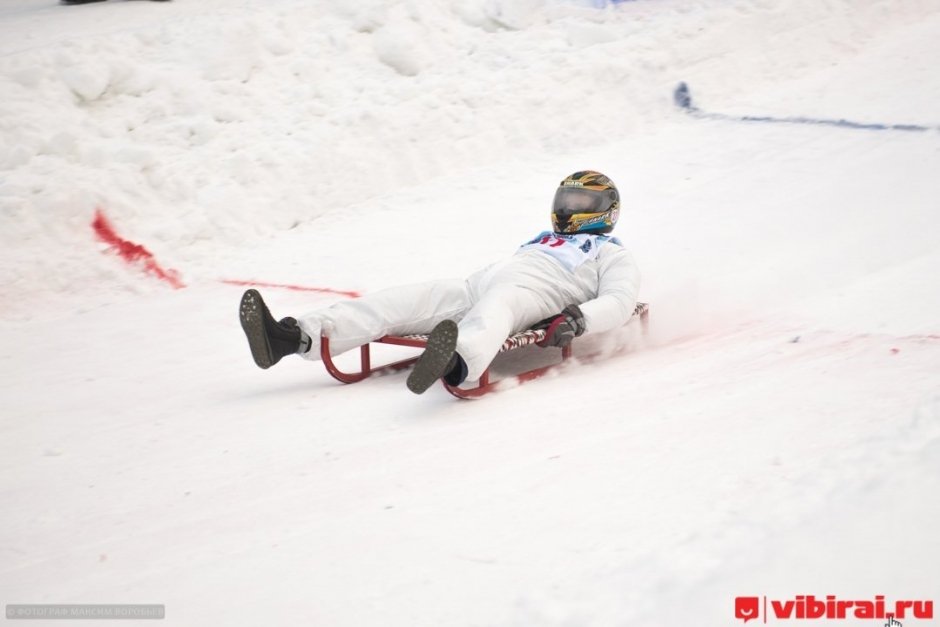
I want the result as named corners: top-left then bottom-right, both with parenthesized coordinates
top-left (595, 235), bottom-right (630, 255)
top-left (595, 240), bottom-right (637, 273)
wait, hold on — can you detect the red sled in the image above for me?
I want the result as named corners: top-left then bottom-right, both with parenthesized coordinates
top-left (321, 302), bottom-right (649, 399)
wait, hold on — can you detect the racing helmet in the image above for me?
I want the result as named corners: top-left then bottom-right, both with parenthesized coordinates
top-left (551, 170), bottom-right (619, 234)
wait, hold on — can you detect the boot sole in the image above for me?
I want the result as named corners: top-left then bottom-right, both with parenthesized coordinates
top-left (239, 289), bottom-right (275, 369)
top-left (407, 320), bottom-right (459, 395)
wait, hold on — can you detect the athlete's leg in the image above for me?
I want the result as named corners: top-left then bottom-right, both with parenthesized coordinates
top-left (296, 279), bottom-right (471, 360)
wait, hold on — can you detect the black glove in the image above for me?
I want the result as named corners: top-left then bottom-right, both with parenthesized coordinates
top-left (534, 304), bottom-right (586, 348)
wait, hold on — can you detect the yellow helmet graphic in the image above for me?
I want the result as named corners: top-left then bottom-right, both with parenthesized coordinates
top-left (551, 170), bottom-right (620, 234)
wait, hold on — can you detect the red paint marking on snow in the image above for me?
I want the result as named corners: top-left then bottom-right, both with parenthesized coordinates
top-left (92, 209), bottom-right (186, 289)
top-left (220, 279), bottom-right (360, 298)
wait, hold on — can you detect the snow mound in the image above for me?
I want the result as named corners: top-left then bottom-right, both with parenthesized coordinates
top-left (3, 0), bottom-right (937, 312)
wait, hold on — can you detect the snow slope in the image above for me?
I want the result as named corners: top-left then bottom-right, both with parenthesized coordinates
top-left (1, 1), bottom-right (939, 625)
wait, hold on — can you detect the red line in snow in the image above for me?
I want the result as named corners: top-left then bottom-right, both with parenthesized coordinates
top-left (219, 279), bottom-right (360, 298)
top-left (92, 209), bottom-right (186, 289)
top-left (92, 209), bottom-right (359, 297)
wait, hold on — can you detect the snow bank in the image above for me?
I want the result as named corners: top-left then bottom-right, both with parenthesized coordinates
top-left (2, 0), bottom-right (937, 313)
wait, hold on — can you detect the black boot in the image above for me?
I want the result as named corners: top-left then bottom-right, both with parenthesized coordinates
top-left (239, 289), bottom-right (310, 369)
top-left (407, 320), bottom-right (466, 394)
top-left (443, 353), bottom-right (468, 386)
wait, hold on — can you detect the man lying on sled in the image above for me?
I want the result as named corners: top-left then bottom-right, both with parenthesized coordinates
top-left (239, 170), bottom-right (641, 395)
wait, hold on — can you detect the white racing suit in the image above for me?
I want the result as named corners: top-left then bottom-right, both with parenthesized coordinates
top-left (297, 231), bottom-right (641, 381)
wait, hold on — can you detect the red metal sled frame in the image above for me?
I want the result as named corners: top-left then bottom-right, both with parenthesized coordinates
top-left (321, 303), bottom-right (649, 398)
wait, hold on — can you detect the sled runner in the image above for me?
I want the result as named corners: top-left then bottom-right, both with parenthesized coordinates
top-left (320, 302), bottom-right (649, 398)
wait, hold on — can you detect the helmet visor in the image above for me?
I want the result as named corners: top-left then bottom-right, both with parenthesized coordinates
top-left (553, 187), bottom-right (609, 217)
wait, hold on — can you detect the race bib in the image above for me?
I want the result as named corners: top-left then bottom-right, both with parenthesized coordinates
top-left (516, 231), bottom-right (621, 272)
